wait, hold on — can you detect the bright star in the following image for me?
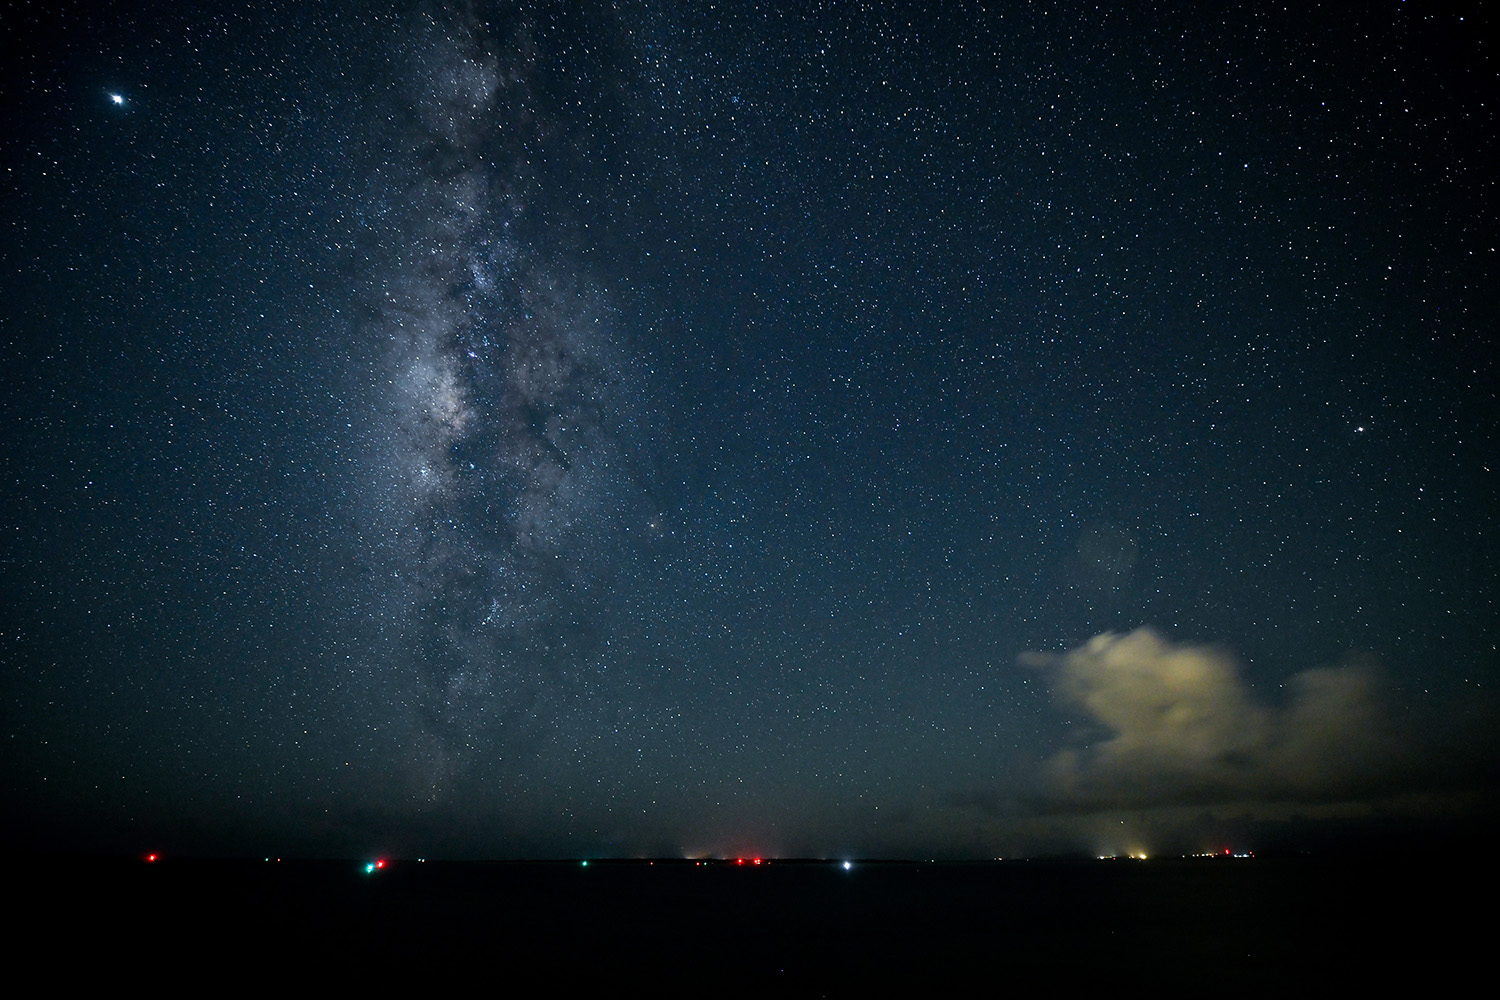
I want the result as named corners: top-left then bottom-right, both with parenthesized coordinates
top-left (109, 93), bottom-right (125, 106)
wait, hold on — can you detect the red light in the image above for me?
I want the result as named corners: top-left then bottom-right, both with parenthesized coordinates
top-left (146, 854), bottom-right (157, 863)
top-left (736, 858), bottom-right (744, 865)
top-left (753, 858), bottom-right (761, 865)
top-left (376, 860), bottom-right (386, 869)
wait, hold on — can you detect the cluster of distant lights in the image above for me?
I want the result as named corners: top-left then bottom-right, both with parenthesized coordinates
top-left (361, 859), bottom-right (429, 872)
top-left (137, 851), bottom-right (1277, 870)
top-left (145, 854), bottom-right (1254, 867)
top-left (145, 854), bottom-right (855, 869)
top-left (145, 852), bottom-right (1259, 868)
top-left (580, 858), bottom-right (856, 870)
top-left (1096, 849), bottom-right (1255, 861)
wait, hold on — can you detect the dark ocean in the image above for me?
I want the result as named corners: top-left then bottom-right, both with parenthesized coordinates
top-left (17, 856), bottom-right (1475, 992)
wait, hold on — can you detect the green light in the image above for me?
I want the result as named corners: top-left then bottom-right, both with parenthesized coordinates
top-left (581, 860), bottom-right (588, 867)
top-left (365, 863), bottom-right (376, 874)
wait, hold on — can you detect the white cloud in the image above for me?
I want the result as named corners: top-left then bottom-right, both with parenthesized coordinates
top-left (1024, 628), bottom-right (1394, 808)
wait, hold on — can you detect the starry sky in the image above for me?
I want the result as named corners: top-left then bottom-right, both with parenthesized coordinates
top-left (3, 0), bottom-right (1497, 860)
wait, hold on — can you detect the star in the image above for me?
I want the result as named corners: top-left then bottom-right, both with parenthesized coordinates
top-left (109, 92), bottom-right (125, 106)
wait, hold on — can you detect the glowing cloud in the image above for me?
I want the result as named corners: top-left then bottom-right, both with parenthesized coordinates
top-left (1023, 628), bottom-right (1395, 808)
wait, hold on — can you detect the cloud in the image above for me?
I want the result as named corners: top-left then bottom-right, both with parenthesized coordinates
top-left (935, 629), bottom-right (1500, 856)
top-left (1021, 628), bottom-right (1398, 809)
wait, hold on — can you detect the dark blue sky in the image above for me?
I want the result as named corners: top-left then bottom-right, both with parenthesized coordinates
top-left (3, 0), bottom-right (1496, 859)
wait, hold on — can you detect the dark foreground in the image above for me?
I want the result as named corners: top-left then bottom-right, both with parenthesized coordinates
top-left (15, 855), bottom-right (1482, 992)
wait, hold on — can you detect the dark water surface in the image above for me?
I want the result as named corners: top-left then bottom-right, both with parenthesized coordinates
top-left (17, 856), bottom-right (1476, 991)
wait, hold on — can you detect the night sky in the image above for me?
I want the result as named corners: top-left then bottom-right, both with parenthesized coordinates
top-left (4, 1), bottom-right (1496, 861)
